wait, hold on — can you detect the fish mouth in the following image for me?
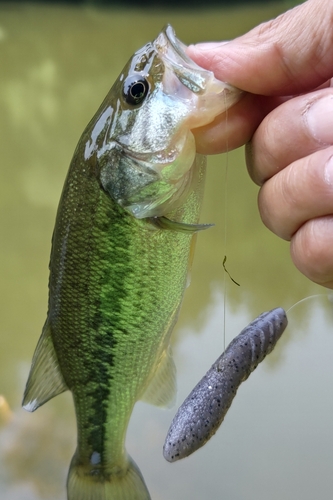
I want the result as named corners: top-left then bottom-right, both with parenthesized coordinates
top-left (153, 25), bottom-right (234, 95)
top-left (157, 25), bottom-right (198, 73)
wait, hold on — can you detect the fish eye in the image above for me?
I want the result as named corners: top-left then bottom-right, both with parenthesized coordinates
top-left (123, 75), bottom-right (149, 106)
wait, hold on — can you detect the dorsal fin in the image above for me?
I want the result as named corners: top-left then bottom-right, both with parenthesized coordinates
top-left (22, 321), bottom-right (68, 412)
top-left (141, 346), bottom-right (177, 409)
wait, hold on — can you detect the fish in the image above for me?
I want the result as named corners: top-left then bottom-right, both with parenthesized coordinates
top-left (163, 307), bottom-right (288, 462)
top-left (22, 25), bottom-right (241, 500)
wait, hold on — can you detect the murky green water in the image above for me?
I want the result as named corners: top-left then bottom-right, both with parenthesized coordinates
top-left (1, 3), bottom-right (333, 499)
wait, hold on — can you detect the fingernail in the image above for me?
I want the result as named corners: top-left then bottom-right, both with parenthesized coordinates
top-left (306, 94), bottom-right (333, 144)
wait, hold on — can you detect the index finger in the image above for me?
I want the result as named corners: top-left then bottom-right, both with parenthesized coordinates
top-left (188, 0), bottom-right (333, 96)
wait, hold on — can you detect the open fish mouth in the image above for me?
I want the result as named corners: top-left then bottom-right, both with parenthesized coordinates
top-left (155, 25), bottom-right (206, 93)
top-left (154, 25), bottom-right (237, 97)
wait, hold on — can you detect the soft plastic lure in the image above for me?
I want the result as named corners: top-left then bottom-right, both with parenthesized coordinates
top-left (163, 307), bottom-right (288, 462)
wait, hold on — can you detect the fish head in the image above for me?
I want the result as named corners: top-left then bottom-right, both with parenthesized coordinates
top-left (86, 26), bottom-right (241, 218)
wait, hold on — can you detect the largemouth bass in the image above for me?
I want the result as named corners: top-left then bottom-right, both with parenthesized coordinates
top-left (163, 308), bottom-right (288, 462)
top-left (22, 26), bottom-right (241, 500)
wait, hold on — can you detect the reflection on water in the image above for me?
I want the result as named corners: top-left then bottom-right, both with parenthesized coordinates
top-left (0, 399), bottom-right (75, 500)
top-left (1, 2), bottom-right (332, 499)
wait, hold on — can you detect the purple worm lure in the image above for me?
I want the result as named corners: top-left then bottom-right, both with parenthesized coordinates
top-left (163, 307), bottom-right (288, 462)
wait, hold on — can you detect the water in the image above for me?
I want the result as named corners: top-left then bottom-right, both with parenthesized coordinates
top-left (1, 3), bottom-right (333, 499)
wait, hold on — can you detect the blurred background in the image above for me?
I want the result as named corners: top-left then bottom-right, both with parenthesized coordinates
top-left (1, 1), bottom-right (333, 499)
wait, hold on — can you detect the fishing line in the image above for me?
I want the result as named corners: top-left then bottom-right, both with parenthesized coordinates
top-left (222, 94), bottom-right (229, 351)
top-left (286, 293), bottom-right (333, 314)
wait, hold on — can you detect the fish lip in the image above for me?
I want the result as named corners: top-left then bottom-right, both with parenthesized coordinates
top-left (153, 25), bottom-right (215, 94)
top-left (161, 25), bottom-right (195, 67)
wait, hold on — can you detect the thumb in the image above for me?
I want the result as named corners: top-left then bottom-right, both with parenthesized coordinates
top-left (188, 0), bottom-right (333, 96)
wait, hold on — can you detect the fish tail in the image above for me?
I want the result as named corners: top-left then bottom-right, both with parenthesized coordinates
top-left (67, 452), bottom-right (151, 500)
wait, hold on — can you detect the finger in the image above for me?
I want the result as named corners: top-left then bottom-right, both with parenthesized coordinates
top-left (246, 88), bottom-right (333, 185)
top-left (193, 93), bottom-right (283, 154)
top-left (258, 147), bottom-right (333, 240)
top-left (188, 0), bottom-right (333, 95)
top-left (194, 82), bottom-right (332, 156)
top-left (291, 215), bottom-right (333, 288)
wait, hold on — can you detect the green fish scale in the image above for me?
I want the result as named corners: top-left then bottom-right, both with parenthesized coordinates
top-left (47, 156), bottom-right (200, 468)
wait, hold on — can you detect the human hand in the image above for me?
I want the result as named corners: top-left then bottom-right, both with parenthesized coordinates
top-left (188, 0), bottom-right (333, 288)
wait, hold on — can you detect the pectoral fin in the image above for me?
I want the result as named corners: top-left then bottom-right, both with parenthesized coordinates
top-left (141, 346), bottom-right (177, 409)
top-left (22, 321), bottom-right (68, 412)
top-left (150, 216), bottom-right (213, 234)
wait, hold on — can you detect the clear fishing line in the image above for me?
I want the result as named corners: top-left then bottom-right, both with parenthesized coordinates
top-left (220, 94), bottom-right (240, 349)
top-left (286, 293), bottom-right (333, 314)
top-left (222, 94), bottom-right (229, 351)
